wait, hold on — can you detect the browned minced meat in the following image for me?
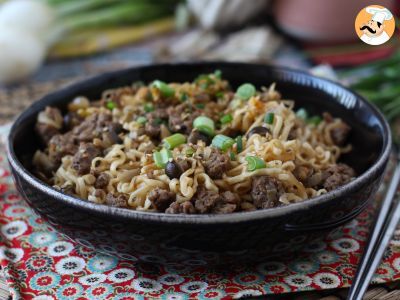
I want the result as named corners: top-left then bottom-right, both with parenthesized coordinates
top-left (72, 143), bottom-right (102, 175)
top-left (251, 176), bottom-right (284, 209)
top-left (202, 148), bottom-right (230, 179)
top-left (95, 173), bottom-right (110, 189)
top-left (323, 112), bottom-right (334, 123)
top-left (330, 123), bottom-right (351, 146)
top-left (72, 112), bottom-right (121, 143)
top-left (193, 185), bottom-right (238, 214)
top-left (63, 111), bottom-right (83, 130)
top-left (105, 192), bottom-right (128, 208)
top-left (293, 165), bottom-right (313, 183)
top-left (167, 103), bottom-right (200, 134)
top-left (48, 132), bottom-right (78, 164)
top-left (322, 163), bottom-right (355, 191)
top-left (165, 201), bottom-right (196, 214)
top-left (188, 129), bottom-right (210, 145)
top-left (148, 188), bottom-right (176, 212)
top-left (35, 107), bottom-right (63, 144)
top-left (144, 108), bottom-right (168, 138)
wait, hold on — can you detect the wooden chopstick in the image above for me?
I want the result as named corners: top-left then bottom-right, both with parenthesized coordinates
top-left (347, 158), bottom-right (400, 300)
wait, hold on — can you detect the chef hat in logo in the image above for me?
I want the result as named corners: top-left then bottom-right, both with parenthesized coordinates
top-left (366, 6), bottom-right (393, 23)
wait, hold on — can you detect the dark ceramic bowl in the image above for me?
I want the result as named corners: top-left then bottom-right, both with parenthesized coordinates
top-left (7, 62), bottom-right (391, 265)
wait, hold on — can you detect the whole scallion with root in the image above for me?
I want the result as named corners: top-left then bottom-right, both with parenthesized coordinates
top-left (338, 50), bottom-right (400, 141)
top-left (0, 0), bottom-right (179, 84)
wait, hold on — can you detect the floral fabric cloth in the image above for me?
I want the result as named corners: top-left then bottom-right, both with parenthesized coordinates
top-left (0, 127), bottom-right (400, 299)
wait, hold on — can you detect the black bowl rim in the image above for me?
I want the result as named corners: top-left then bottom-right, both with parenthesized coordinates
top-left (6, 62), bottom-right (392, 224)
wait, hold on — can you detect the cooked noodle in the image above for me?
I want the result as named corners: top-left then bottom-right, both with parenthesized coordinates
top-left (33, 71), bottom-right (355, 213)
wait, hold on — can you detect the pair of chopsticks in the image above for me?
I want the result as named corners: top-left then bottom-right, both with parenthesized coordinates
top-left (348, 149), bottom-right (400, 299)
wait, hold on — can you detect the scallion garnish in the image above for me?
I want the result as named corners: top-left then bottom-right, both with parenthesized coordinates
top-left (307, 116), bottom-right (322, 125)
top-left (245, 156), bottom-right (266, 171)
top-left (180, 93), bottom-right (188, 102)
top-left (195, 103), bottom-right (205, 109)
top-left (153, 148), bottom-right (172, 168)
top-left (215, 91), bottom-right (224, 99)
top-left (152, 80), bottom-right (175, 97)
top-left (264, 112), bottom-right (275, 124)
top-left (236, 135), bottom-right (243, 153)
top-left (220, 114), bottom-right (233, 124)
top-left (136, 116), bottom-right (147, 124)
top-left (296, 108), bottom-right (308, 120)
top-left (144, 102), bottom-right (154, 113)
top-left (185, 147), bottom-right (195, 157)
top-left (229, 152), bottom-right (236, 161)
top-left (163, 133), bottom-right (186, 149)
top-left (214, 69), bottom-right (222, 79)
top-left (236, 83), bottom-right (256, 100)
top-left (193, 116), bottom-right (215, 136)
top-left (106, 101), bottom-right (116, 110)
top-left (212, 134), bottom-right (235, 152)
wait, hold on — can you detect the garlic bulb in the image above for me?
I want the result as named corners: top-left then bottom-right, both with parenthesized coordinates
top-left (0, 27), bottom-right (46, 84)
top-left (187, 0), bottom-right (269, 30)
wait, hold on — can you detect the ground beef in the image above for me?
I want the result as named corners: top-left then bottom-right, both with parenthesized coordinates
top-left (63, 112), bottom-right (83, 130)
top-left (212, 191), bottom-right (238, 214)
top-left (330, 123), bottom-right (351, 146)
top-left (35, 107), bottom-right (63, 144)
top-left (95, 173), bottom-right (110, 189)
top-left (251, 176), bottom-right (284, 209)
top-left (72, 113), bottom-right (116, 143)
top-left (322, 163), bottom-right (355, 191)
top-left (323, 112), bottom-right (334, 123)
top-left (72, 143), bottom-right (102, 175)
top-left (142, 108), bottom-right (168, 138)
top-left (192, 186), bottom-right (238, 214)
top-left (188, 129), bottom-right (210, 145)
top-left (105, 192), bottom-right (128, 208)
top-left (166, 200), bottom-right (196, 214)
top-left (36, 123), bottom-right (60, 145)
top-left (202, 148), bottom-right (230, 179)
top-left (193, 186), bottom-right (220, 213)
top-left (167, 103), bottom-right (200, 134)
top-left (148, 188), bottom-right (175, 212)
top-left (48, 132), bottom-right (78, 164)
top-left (293, 165), bottom-right (313, 183)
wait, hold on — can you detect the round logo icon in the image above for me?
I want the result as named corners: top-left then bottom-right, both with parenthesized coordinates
top-left (355, 5), bottom-right (395, 46)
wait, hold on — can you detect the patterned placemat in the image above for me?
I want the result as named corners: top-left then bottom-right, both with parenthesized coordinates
top-left (0, 126), bottom-right (400, 300)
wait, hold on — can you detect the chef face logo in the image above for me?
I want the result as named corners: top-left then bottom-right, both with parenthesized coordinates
top-left (355, 5), bottom-right (395, 46)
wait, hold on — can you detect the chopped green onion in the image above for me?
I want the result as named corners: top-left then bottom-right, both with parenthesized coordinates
top-left (136, 116), bottom-right (147, 124)
top-left (245, 156), bottom-right (266, 171)
top-left (264, 112), bottom-right (275, 124)
top-left (236, 136), bottom-right (243, 153)
top-left (185, 147), bottom-right (195, 157)
top-left (193, 116), bottom-right (215, 136)
top-left (144, 102), bottom-right (154, 112)
top-left (106, 101), bottom-right (116, 110)
top-left (154, 117), bottom-right (164, 125)
top-left (153, 148), bottom-right (172, 168)
top-left (152, 80), bottom-right (175, 97)
top-left (215, 91), bottom-right (224, 99)
top-left (180, 93), bottom-right (188, 102)
top-left (236, 83), bottom-right (256, 100)
top-left (160, 148), bottom-right (172, 163)
top-left (220, 114), bottom-right (233, 124)
top-left (214, 69), bottom-right (222, 79)
top-left (153, 151), bottom-right (163, 168)
top-left (296, 108), bottom-right (308, 120)
top-left (229, 152), bottom-right (236, 161)
top-left (307, 116), bottom-right (322, 125)
top-left (212, 134), bottom-right (235, 152)
top-left (163, 133), bottom-right (186, 149)
top-left (195, 103), bottom-right (205, 109)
